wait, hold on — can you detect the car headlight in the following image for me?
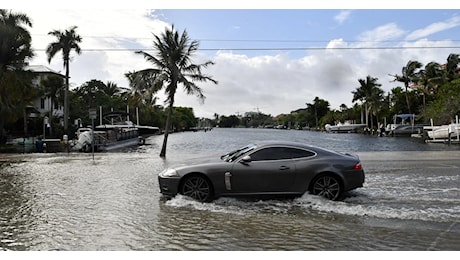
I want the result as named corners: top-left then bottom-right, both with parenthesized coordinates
top-left (159, 168), bottom-right (179, 177)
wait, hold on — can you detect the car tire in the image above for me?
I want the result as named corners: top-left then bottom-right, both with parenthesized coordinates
top-left (311, 174), bottom-right (342, 201)
top-left (180, 174), bottom-right (214, 202)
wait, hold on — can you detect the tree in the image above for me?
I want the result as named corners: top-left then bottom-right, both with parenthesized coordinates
top-left (306, 97), bottom-right (330, 128)
top-left (417, 61), bottom-right (443, 119)
top-left (127, 25), bottom-right (217, 157)
top-left (102, 81), bottom-right (122, 97)
top-left (390, 60), bottom-right (422, 114)
top-left (41, 75), bottom-right (64, 136)
top-left (46, 26), bottom-right (82, 134)
top-left (445, 53), bottom-right (460, 82)
top-left (0, 9), bottom-right (34, 143)
top-left (424, 79), bottom-right (460, 124)
top-left (352, 75), bottom-right (384, 129)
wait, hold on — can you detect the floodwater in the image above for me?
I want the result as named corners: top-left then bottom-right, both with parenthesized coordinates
top-left (1, 128), bottom-right (459, 250)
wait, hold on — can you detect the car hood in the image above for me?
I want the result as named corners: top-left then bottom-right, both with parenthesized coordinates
top-left (173, 161), bottom-right (232, 176)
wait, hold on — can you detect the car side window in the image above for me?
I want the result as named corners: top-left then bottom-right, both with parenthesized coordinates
top-left (250, 147), bottom-right (316, 161)
top-left (289, 148), bottom-right (316, 159)
top-left (250, 147), bottom-right (291, 161)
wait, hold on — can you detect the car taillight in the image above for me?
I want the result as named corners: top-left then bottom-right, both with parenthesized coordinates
top-left (353, 163), bottom-right (362, 170)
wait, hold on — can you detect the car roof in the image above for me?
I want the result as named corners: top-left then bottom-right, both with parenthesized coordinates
top-left (254, 140), bottom-right (324, 151)
top-left (252, 140), bottom-right (352, 156)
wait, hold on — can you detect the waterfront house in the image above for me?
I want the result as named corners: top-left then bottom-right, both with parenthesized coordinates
top-left (25, 65), bottom-right (66, 124)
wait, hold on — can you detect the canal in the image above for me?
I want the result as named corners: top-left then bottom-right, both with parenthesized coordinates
top-left (1, 128), bottom-right (459, 250)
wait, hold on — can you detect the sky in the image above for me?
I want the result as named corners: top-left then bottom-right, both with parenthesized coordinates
top-left (7, 1), bottom-right (460, 118)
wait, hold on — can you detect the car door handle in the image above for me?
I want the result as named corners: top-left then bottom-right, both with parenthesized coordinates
top-left (279, 166), bottom-right (290, 171)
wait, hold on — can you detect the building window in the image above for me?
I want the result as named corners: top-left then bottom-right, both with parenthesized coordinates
top-left (40, 98), bottom-right (45, 109)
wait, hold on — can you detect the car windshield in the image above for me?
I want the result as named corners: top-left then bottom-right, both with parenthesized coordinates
top-left (221, 144), bottom-right (257, 162)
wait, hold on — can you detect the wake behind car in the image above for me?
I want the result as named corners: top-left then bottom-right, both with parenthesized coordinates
top-left (158, 141), bottom-right (365, 202)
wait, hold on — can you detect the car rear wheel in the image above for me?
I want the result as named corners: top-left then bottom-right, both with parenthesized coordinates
top-left (180, 175), bottom-right (213, 202)
top-left (311, 174), bottom-right (342, 200)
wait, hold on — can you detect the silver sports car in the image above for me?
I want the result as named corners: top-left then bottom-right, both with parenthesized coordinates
top-left (158, 141), bottom-right (365, 202)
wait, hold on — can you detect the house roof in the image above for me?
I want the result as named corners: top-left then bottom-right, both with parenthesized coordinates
top-left (25, 65), bottom-right (65, 77)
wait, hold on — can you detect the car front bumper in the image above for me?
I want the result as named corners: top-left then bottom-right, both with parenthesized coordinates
top-left (158, 176), bottom-right (181, 197)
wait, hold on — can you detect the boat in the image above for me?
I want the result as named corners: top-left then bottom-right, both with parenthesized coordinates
top-left (389, 124), bottom-right (425, 137)
top-left (72, 111), bottom-right (159, 152)
top-left (425, 124), bottom-right (460, 139)
top-left (72, 125), bottom-right (141, 152)
top-left (385, 114), bottom-right (415, 134)
top-left (325, 121), bottom-right (367, 133)
top-left (423, 116), bottom-right (460, 143)
top-left (96, 112), bottom-right (160, 139)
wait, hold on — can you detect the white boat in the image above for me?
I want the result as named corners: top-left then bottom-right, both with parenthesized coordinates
top-left (325, 121), bottom-right (367, 133)
top-left (72, 126), bottom-right (141, 152)
top-left (385, 114), bottom-right (415, 134)
top-left (425, 124), bottom-right (460, 139)
top-left (96, 112), bottom-right (160, 139)
top-left (72, 111), bottom-right (159, 152)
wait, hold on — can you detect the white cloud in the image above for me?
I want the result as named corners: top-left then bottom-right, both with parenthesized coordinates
top-left (405, 16), bottom-right (460, 41)
top-left (334, 10), bottom-right (352, 25)
top-left (358, 23), bottom-right (406, 43)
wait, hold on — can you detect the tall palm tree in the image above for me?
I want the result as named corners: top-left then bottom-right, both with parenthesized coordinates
top-left (352, 75), bottom-right (384, 129)
top-left (0, 9), bottom-right (34, 143)
top-left (127, 25), bottom-right (217, 157)
top-left (46, 26), bottom-right (82, 134)
top-left (390, 60), bottom-right (422, 114)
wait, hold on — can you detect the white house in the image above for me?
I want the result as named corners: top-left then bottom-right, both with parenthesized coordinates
top-left (25, 65), bottom-right (66, 122)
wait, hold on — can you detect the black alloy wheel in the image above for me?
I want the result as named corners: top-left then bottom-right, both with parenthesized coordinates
top-left (311, 174), bottom-right (342, 200)
top-left (180, 175), bottom-right (213, 202)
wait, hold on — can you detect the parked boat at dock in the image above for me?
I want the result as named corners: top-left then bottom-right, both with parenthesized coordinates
top-left (385, 114), bottom-right (415, 134)
top-left (424, 124), bottom-right (460, 139)
top-left (72, 111), bottom-right (159, 152)
top-left (325, 121), bottom-right (367, 133)
top-left (423, 116), bottom-right (460, 144)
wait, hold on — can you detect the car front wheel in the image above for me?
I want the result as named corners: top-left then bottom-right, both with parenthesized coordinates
top-left (180, 175), bottom-right (214, 202)
top-left (311, 174), bottom-right (342, 200)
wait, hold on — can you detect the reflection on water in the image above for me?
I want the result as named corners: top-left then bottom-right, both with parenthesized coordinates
top-left (1, 128), bottom-right (460, 250)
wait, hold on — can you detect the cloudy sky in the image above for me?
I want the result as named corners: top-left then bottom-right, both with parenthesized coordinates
top-left (8, 1), bottom-right (460, 118)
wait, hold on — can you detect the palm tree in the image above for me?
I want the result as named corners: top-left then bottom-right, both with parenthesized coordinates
top-left (127, 25), bottom-right (217, 157)
top-left (0, 9), bottom-right (34, 143)
top-left (352, 75), bottom-right (384, 129)
top-left (445, 53), bottom-right (460, 82)
top-left (390, 60), bottom-right (422, 114)
top-left (41, 75), bottom-right (64, 136)
top-left (103, 81), bottom-right (121, 97)
top-left (46, 26), bottom-right (82, 134)
top-left (417, 62), bottom-right (443, 118)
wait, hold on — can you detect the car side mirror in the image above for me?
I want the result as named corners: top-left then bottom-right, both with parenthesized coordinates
top-left (240, 155), bottom-right (252, 164)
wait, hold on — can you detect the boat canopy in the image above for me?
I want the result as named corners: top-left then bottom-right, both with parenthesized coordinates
top-left (395, 114), bottom-right (415, 119)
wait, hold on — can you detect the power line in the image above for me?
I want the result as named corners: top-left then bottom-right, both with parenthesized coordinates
top-left (32, 34), bottom-right (460, 44)
top-left (31, 33), bottom-right (460, 51)
top-left (33, 46), bottom-right (460, 52)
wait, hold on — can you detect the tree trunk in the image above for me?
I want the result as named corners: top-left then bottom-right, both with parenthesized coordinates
top-left (49, 99), bottom-right (53, 137)
top-left (0, 118), bottom-right (5, 144)
top-left (404, 83), bottom-right (411, 114)
top-left (160, 102), bottom-right (174, 157)
top-left (365, 103), bottom-right (369, 127)
top-left (64, 60), bottom-right (69, 135)
top-left (23, 107), bottom-right (28, 137)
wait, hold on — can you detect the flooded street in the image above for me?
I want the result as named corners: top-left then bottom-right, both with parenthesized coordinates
top-left (1, 128), bottom-right (460, 250)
